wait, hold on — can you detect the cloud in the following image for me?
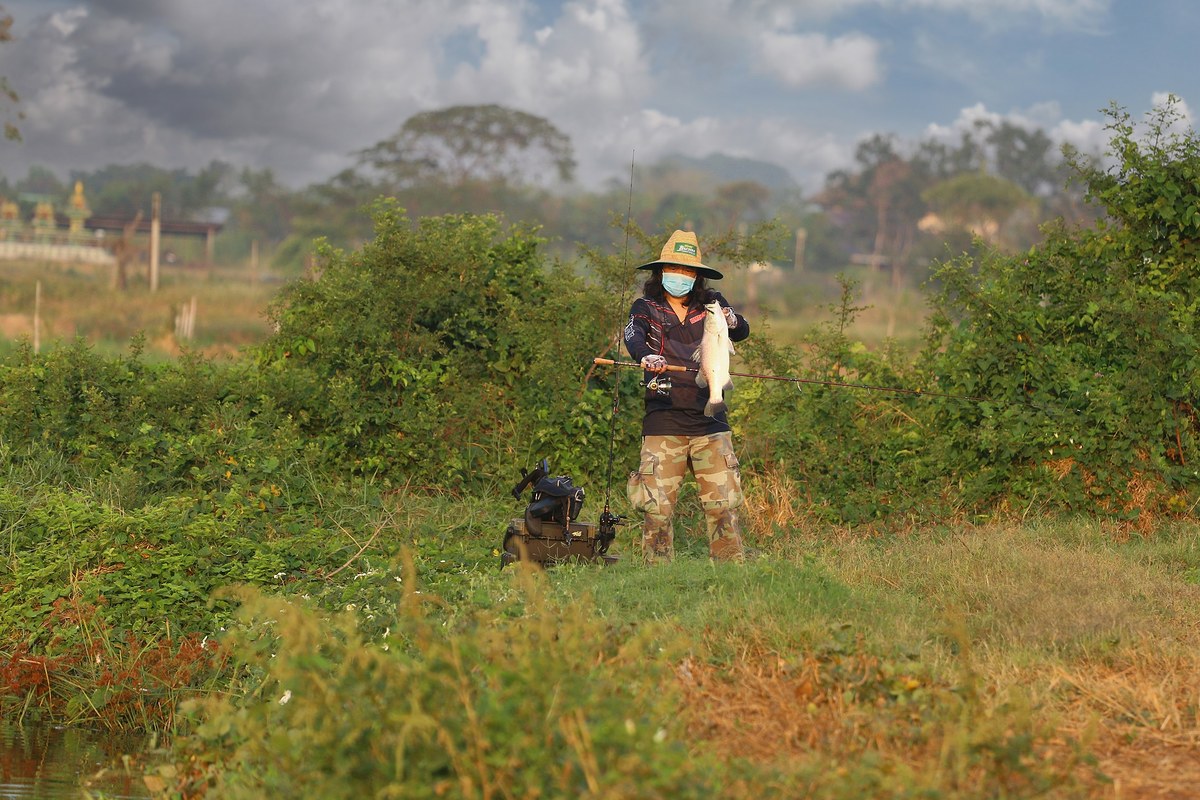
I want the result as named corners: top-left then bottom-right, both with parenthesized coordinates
top-left (756, 31), bottom-right (881, 90)
top-left (0, 0), bottom-right (654, 186)
top-left (922, 101), bottom-right (1109, 159)
top-left (586, 107), bottom-right (851, 195)
top-left (0, 0), bottom-right (1142, 197)
top-left (897, 0), bottom-right (1113, 31)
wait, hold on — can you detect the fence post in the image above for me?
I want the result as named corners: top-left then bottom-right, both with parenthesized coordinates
top-left (150, 192), bottom-right (161, 292)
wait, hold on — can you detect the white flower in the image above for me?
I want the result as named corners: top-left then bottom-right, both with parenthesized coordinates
top-left (653, 729), bottom-right (667, 743)
top-left (278, 690), bottom-right (292, 705)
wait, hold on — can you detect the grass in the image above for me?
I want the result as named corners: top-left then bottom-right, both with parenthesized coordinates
top-left (132, 482), bottom-right (1200, 799)
top-left (0, 257), bottom-right (277, 359)
top-left (4, 258), bottom-right (1195, 796)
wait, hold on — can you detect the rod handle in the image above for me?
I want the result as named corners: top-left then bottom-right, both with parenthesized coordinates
top-left (593, 357), bottom-right (688, 372)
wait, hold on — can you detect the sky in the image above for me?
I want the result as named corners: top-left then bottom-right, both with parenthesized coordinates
top-left (0, 0), bottom-right (1195, 196)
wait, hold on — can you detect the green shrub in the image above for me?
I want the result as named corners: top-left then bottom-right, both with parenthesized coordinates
top-left (172, 576), bottom-right (734, 800)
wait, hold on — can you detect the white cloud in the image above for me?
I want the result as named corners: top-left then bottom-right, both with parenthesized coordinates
top-left (585, 108), bottom-right (851, 194)
top-left (440, 0), bottom-right (651, 185)
top-left (922, 101), bottom-right (1109, 159)
top-left (897, 0), bottom-right (1112, 31)
top-left (756, 31), bottom-right (881, 90)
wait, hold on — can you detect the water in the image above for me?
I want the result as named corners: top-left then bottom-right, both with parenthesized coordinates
top-left (0, 722), bottom-right (152, 799)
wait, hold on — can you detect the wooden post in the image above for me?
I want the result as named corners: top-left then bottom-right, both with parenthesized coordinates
top-left (33, 279), bottom-right (40, 354)
top-left (793, 228), bottom-right (807, 272)
top-left (150, 192), bottom-right (161, 292)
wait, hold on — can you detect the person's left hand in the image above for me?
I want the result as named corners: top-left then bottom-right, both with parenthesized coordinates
top-left (723, 306), bottom-right (738, 329)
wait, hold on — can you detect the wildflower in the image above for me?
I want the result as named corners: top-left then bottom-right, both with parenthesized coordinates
top-left (654, 729), bottom-right (667, 743)
top-left (279, 690), bottom-right (292, 705)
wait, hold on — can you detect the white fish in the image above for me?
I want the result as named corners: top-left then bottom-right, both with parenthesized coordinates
top-left (692, 301), bottom-right (735, 417)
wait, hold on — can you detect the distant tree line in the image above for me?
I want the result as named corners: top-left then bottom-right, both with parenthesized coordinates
top-left (0, 103), bottom-right (1097, 278)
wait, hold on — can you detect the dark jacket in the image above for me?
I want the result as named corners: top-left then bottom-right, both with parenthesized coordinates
top-left (623, 290), bottom-right (750, 436)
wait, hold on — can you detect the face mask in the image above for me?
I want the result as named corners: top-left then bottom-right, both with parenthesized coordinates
top-left (662, 273), bottom-right (695, 297)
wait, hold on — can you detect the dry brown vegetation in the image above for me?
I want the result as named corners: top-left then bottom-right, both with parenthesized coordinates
top-left (0, 258), bottom-right (275, 358)
top-left (679, 499), bottom-right (1200, 799)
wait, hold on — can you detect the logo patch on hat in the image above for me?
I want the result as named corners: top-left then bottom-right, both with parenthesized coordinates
top-left (673, 242), bottom-right (698, 256)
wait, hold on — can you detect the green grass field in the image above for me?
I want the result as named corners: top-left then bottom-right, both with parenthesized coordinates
top-left (152, 487), bottom-right (1200, 799)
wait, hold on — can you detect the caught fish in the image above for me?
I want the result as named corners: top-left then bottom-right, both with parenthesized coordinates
top-left (692, 301), bottom-right (735, 417)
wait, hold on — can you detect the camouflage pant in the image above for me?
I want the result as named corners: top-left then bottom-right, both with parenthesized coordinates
top-left (626, 432), bottom-right (744, 562)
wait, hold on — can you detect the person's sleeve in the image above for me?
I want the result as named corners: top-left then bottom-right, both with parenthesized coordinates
top-left (623, 299), bottom-right (654, 360)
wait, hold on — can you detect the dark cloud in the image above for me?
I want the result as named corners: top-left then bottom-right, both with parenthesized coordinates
top-left (0, 0), bottom-right (1174, 193)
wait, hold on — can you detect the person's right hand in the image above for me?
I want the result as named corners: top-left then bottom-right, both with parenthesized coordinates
top-left (641, 354), bottom-right (668, 373)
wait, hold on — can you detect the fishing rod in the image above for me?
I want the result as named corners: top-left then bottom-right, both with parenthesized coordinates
top-left (592, 357), bottom-right (1019, 406)
top-left (596, 153), bottom-right (637, 544)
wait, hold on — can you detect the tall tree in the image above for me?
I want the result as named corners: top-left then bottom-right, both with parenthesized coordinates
top-left (921, 172), bottom-right (1034, 250)
top-left (986, 121), bottom-right (1064, 196)
top-left (357, 104), bottom-right (576, 190)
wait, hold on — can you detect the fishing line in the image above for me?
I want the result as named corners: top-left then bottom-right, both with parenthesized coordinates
top-left (592, 357), bottom-right (1076, 417)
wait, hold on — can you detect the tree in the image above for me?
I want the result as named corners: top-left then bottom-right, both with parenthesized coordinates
top-left (921, 172), bottom-right (1034, 250)
top-left (356, 104), bottom-right (576, 190)
top-left (0, 6), bottom-right (20, 141)
top-left (15, 165), bottom-right (64, 200)
top-left (819, 134), bottom-right (927, 281)
top-left (71, 161), bottom-right (233, 218)
top-left (923, 98), bottom-right (1200, 513)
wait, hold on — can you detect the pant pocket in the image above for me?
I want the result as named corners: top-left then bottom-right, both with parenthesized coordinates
top-left (626, 455), bottom-right (660, 513)
top-left (722, 451), bottom-right (744, 509)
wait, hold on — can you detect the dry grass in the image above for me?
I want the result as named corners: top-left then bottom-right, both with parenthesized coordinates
top-left (675, 514), bottom-right (1200, 798)
top-left (0, 258), bottom-right (277, 358)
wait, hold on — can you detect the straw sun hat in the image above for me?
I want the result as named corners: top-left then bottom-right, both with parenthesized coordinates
top-left (635, 230), bottom-right (723, 280)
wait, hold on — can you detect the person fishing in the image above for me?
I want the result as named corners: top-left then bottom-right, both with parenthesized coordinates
top-left (623, 229), bottom-right (750, 563)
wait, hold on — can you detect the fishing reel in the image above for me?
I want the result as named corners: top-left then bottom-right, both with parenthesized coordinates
top-left (643, 375), bottom-right (673, 396)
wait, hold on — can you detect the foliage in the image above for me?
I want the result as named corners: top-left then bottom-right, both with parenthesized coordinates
top-left (0, 5), bottom-right (20, 142)
top-left (257, 203), bottom-right (643, 485)
top-left (70, 161), bottom-right (234, 220)
top-left (4, 174), bottom-right (1199, 793)
top-left (736, 275), bottom-right (942, 524)
top-left (145, 543), bottom-right (1111, 799)
top-left (358, 104), bottom-right (576, 189)
top-left (921, 97), bottom-right (1200, 513)
top-left (167, 574), bottom-right (737, 800)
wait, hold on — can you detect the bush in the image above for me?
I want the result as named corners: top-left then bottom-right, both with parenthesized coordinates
top-left (921, 99), bottom-right (1200, 514)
